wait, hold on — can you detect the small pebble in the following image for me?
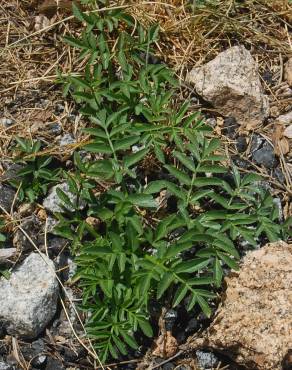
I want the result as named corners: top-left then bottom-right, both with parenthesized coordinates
top-left (262, 70), bottom-right (274, 85)
top-left (164, 309), bottom-right (177, 331)
top-left (0, 361), bottom-right (14, 370)
top-left (250, 135), bottom-right (264, 152)
top-left (205, 117), bottom-right (216, 127)
top-left (236, 136), bottom-right (247, 152)
top-left (273, 167), bottom-right (285, 183)
top-left (186, 318), bottom-right (199, 333)
top-left (252, 142), bottom-right (277, 169)
top-left (59, 134), bottom-right (76, 146)
top-left (222, 117), bottom-right (238, 139)
top-left (55, 104), bottom-right (65, 113)
top-left (45, 358), bottom-right (64, 370)
top-left (0, 118), bottom-right (14, 127)
top-left (162, 363), bottom-right (175, 370)
top-left (68, 114), bottom-right (76, 122)
top-left (62, 347), bottom-right (78, 362)
top-left (196, 350), bottom-right (219, 369)
top-left (49, 123), bottom-right (62, 135)
top-left (31, 355), bottom-right (47, 368)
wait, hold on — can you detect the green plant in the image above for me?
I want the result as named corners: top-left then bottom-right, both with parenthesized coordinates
top-left (0, 220), bottom-right (11, 279)
top-left (0, 219), bottom-right (6, 245)
top-left (10, 138), bottom-right (60, 203)
top-left (54, 2), bottom-right (288, 362)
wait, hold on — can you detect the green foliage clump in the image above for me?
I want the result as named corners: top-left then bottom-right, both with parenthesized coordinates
top-left (49, 2), bottom-right (290, 362)
top-left (10, 138), bottom-right (60, 203)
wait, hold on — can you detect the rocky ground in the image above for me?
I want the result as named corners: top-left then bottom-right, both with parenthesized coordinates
top-left (0, 1), bottom-right (291, 370)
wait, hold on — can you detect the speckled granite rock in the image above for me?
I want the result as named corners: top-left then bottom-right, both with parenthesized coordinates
top-left (0, 253), bottom-right (59, 338)
top-left (187, 241), bottom-right (292, 370)
top-left (187, 45), bottom-right (269, 129)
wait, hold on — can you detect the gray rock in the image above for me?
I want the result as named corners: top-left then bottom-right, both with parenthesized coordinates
top-left (0, 118), bottom-right (14, 128)
top-left (164, 309), bottom-right (177, 331)
top-left (49, 123), bottom-right (62, 135)
top-left (223, 116), bottom-right (238, 138)
top-left (13, 215), bottom-right (43, 252)
top-left (250, 135), bottom-right (264, 153)
top-left (55, 104), bottom-right (65, 113)
top-left (0, 361), bottom-right (14, 370)
top-left (162, 363), bottom-right (175, 370)
top-left (59, 134), bottom-right (76, 146)
top-left (0, 185), bottom-right (16, 213)
top-left (0, 253), bottom-right (59, 338)
top-left (196, 350), bottom-right (219, 369)
top-left (47, 237), bottom-right (67, 255)
top-left (252, 142), bottom-right (277, 168)
top-left (205, 117), bottom-right (216, 127)
top-left (273, 167), bottom-right (285, 183)
top-left (46, 216), bottom-right (59, 232)
top-left (43, 183), bottom-right (85, 213)
top-left (45, 357), bottom-right (64, 370)
top-left (187, 45), bottom-right (269, 128)
top-left (31, 355), bottom-right (47, 368)
top-left (236, 136), bottom-right (248, 152)
top-left (0, 164), bottom-right (23, 182)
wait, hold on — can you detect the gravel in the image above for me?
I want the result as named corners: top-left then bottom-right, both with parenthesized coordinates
top-left (252, 141), bottom-right (277, 168)
top-left (0, 185), bottom-right (16, 212)
top-left (196, 350), bottom-right (219, 369)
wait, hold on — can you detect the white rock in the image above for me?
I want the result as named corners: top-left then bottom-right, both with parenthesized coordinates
top-left (196, 350), bottom-right (219, 369)
top-left (43, 183), bottom-right (86, 213)
top-left (59, 134), bottom-right (76, 146)
top-left (0, 361), bottom-right (14, 370)
top-left (187, 45), bottom-right (269, 128)
top-left (0, 252), bottom-right (59, 338)
top-left (0, 118), bottom-right (14, 127)
top-left (277, 111), bottom-right (292, 125)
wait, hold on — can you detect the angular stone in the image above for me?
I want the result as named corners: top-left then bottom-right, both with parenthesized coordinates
top-left (0, 361), bottom-right (14, 370)
top-left (0, 253), bottom-right (59, 338)
top-left (13, 215), bottom-right (43, 252)
top-left (0, 184), bottom-right (16, 213)
top-left (188, 241), bottom-right (292, 370)
top-left (187, 46), bottom-right (269, 128)
top-left (43, 183), bottom-right (86, 213)
top-left (252, 141), bottom-right (277, 168)
top-left (277, 110), bottom-right (292, 125)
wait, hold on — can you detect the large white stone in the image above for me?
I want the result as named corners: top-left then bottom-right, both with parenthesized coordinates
top-left (0, 253), bottom-right (59, 338)
top-left (187, 45), bottom-right (269, 128)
